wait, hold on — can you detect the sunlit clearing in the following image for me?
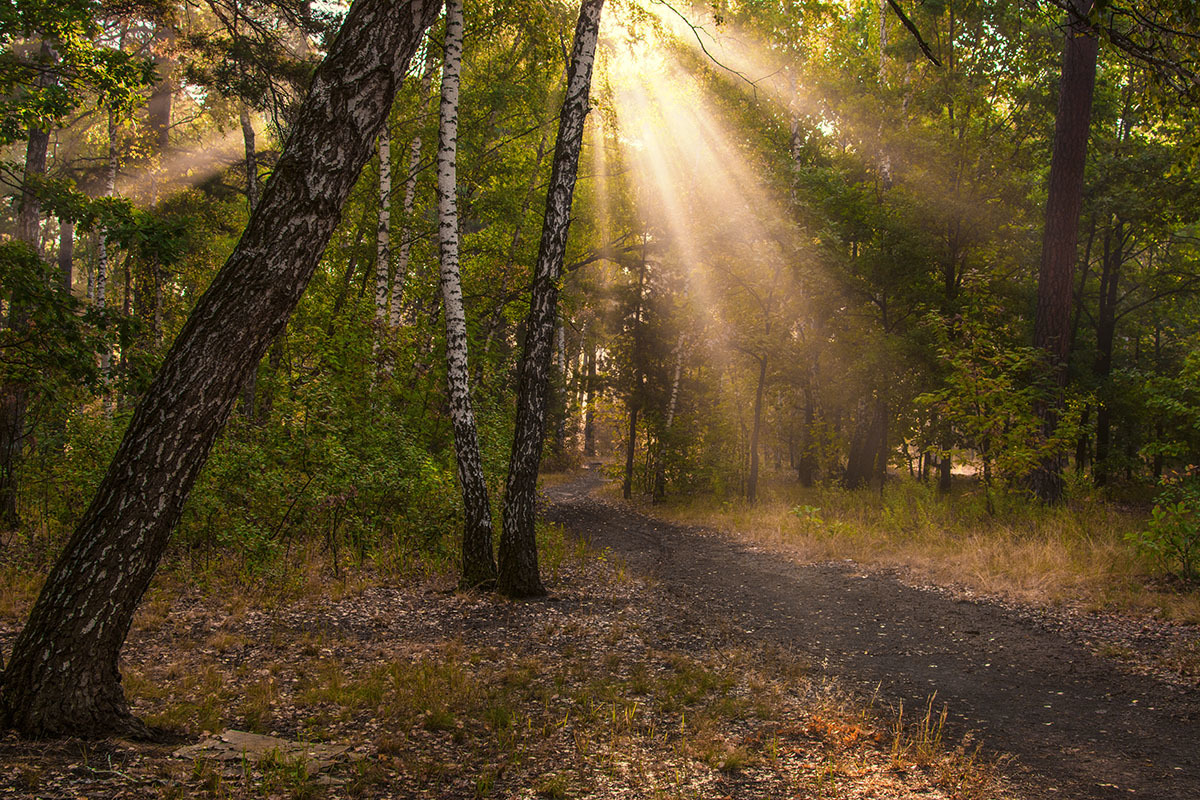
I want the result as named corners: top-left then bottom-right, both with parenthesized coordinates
top-left (117, 125), bottom-right (248, 204)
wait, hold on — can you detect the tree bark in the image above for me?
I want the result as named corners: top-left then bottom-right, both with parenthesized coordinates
top-left (583, 344), bottom-right (596, 457)
top-left (437, 0), bottom-right (497, 589)
top-left (238, 105), bottom-right (260, 417)
top-left (1030, 0), bottom-right (1098, 503)
top-left (375, 126), bottom-right (392, 326)
top-left (58, 221), bottom-right (74, 293)
top-left (0, 40), bottom-right (55, 529)
top-left (498, 0), bottom-right (604, 598)
top-left (0, 0), bottom-right (442, 739)
top-left (746, 354), bottom-right (768, 503)
top-left (390, 48), bottom-right (437, 327)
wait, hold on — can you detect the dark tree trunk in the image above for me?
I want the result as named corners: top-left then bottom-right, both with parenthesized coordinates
top-left (0, 42), bottom-right (54, 529)
top-left (622, 405), bottom-right (638, 500)
top-left (1030, 0), bottom-right (1098, 504)
top-left (0, 0), bottom-right (442, 739)
top-left (746, 354), bottom-right (768, 503)
top-left (1093, 222), bottom-right (1122, 487)
top-left (238, 105), bottom-right (261, 419)
top-left (498, 0), bottom-right (604, 599)
top-left (797, 381), bottom-right (816, 487)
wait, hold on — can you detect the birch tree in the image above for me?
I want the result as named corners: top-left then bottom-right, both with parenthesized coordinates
top-left (437, 0), bottom-right (497, 588)
top-left (499, 0), bottom-right (604, 598)
top-left (0, 0), bottom-right (443, 738)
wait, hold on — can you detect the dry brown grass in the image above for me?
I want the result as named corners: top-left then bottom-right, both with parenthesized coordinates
top-left (622, 471), bottom-right (1200, 622)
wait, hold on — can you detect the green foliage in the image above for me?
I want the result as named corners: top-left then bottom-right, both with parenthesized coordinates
top-left (1127, 470), bottom-right (1200, 582)
top-left (0, 0), bottom-right (154, 141)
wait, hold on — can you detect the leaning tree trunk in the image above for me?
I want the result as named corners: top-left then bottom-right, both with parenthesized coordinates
top-left (0, 0), bottom-right (442, 739)
top-left (436, 0), bottom-right (497, 589)
top-left (499, 0), bottom-right (604, 598)
top-left (1030, 0), bottom-right (1098, 504)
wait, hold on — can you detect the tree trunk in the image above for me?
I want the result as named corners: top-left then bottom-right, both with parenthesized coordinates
top-left (390, 47), bottom-right (438, 327)
top-left (1030, 0), bottom-right (1098, 504)
top-left (0, 0), bottom-right (442, 739)
top-left (797, 381), bottom-right (816, 487)
top-left (746, 354), bottom-right (768, 503)
top-left (436, 0), bottom-right (497, 589)
top-left (653, 334), bottom-right (686, 500)
top-left (0, 40), bottom-right (55, 529)
top-left (239, 106), bottom-right (260, 418)
top-left (1093, 221), bottom-right (1122, 487)
top-left (622, 405), bottom-right (638, 500)
top-left (498, 0), bottom-right (604, 598)
top-left (375, 126), bottom-right (392, 326)
top-left (583, 344), bottom-right (596, 457)
top-left (58, 221), bottom-right (74, 293)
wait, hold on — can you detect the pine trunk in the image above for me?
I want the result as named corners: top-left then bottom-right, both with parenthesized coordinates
top-left (0, 42), bottom-right (54, 528)
top-left (499, 0), bottom-right (604, 598)
top-left (437, 0), bottom-right (497, 589)
top-left (1030, 0), bottom-right (1098, 504)
top-left (0, 0), bottom-right (442, 739)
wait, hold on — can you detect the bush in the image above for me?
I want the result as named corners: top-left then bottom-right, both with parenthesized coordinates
top-left (1127, 470), bottom-right (1200, 583)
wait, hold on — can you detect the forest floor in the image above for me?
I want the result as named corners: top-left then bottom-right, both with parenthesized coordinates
top-left (2, 466), bottom-right (1196, 799)
top-left (549, 466), bottom-right (1200, 800)
top-left (1, 486), bottom-right (1014, 799)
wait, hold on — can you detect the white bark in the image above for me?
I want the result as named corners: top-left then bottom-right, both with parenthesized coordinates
top-left (374, 127), bottom-right (391, 325)
top-left (437, 0), bottom-right (496, 587)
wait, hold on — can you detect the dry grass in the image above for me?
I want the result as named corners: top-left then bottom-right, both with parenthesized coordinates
top-left (0, 524), bottom-right (1016, 800)
top-left (622, 471), bottom-right (1200, 622)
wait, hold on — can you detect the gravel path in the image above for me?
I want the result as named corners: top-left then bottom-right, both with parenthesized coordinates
top-left (544, 467), bottom-right (1200, 800)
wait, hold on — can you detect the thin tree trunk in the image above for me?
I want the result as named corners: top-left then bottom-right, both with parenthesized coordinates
top-left (0, 40), bottom-right (55, 529)
top-left (654, 333), bottom-right (686, 501)
top-left (437, 0), bottom-right (496, 589)
top-left (499, 0), bottom-right (604, 598)
top-left (583, 344), bottom-right (596, 457)
top-left (58, 222), bottom-right (74, 294)
top-left (239, 106), bottom-right (261, 417)
top-left (747, 354), bottom-right (768, 503)
top-left (391, 47), bottom-right (438, 327)
top-left (375, 127), bottom-right (392, 326)
top-left (1030, 0), bottom-right (1098, 503)
top-left (0, 0), bottom-right (442, 739)
top-left (622, 405), bottom-right (638, 499)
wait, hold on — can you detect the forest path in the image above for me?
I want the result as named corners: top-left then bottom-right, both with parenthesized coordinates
top-left (543, 466), bottom-right (1200, 800)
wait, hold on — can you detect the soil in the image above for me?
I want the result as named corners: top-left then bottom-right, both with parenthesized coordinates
top-left (545, 465), bottom-right (1200, 800)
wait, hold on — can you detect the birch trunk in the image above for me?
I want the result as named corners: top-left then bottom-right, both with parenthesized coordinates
top-left (0, 0), bottom-right (442, 739)
top-left (498, 0), bottom-right (604, 598)
top-left (375, 127), bottom-right (392, 325)
top-left (437, 0), bottom-right (497, 588)
top-left (391, 47), bottom-right (438, 327)
top-left (653, 334), bottom-right (686, 500)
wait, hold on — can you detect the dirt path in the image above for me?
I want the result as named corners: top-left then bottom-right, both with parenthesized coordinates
top-left (544, 467), bottom-right (1200, 800)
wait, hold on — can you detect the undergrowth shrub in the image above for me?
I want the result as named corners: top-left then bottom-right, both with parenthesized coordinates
top-left (1127, 470), bottom-right (1200, 583)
